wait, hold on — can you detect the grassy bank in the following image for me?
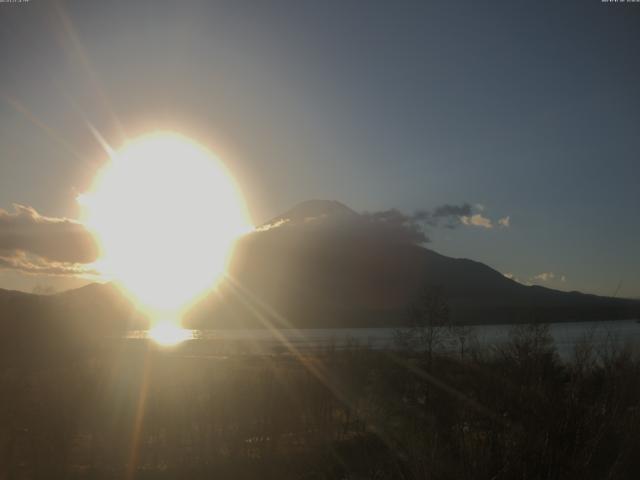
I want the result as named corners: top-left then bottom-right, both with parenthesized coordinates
top-left (1, 323), bottom-right (639, 479)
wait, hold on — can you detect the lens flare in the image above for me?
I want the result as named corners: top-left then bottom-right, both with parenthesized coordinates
top-left (80, 132), bottom-right (251, 340)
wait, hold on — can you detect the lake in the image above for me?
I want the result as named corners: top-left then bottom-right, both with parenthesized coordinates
top-left (128, 319), bottom-right (640, 358)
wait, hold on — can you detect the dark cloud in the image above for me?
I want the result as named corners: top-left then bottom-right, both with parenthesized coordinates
top-left (262, 201), bottom-right (483, 246)
top-left (432, 203), bottom-right (473, 219)
top-left (0, 204), bottom-right (99, 264)
top-left (361, 202), bottom-right (495, 244)
top-left (362, 209), bottom-right (428, 244)
top-left (412, 203), bottom-right (472, 227)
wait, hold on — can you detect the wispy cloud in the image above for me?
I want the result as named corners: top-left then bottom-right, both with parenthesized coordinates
top-left (531, 272), bottom-right (566, 283)
top-left (0, 251), bottom-right (98, 277)
top-left (505, 271), bottom-right (567, 286)
top-left (256, 218), bottom-right (290, 232)
top-left (503, 272), bottom-right (532, 286)
top-left (533, 272), bottom-right (555, 282)
top-left (498, 216), bottom-right (510, 228)
top-left (461, 213), bottom-right (493, 229)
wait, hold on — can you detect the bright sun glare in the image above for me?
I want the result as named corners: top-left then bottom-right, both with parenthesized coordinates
top-left (147, 321), bottom-right (194, 346)
top-left (79, 132), bottom-right (251, 343)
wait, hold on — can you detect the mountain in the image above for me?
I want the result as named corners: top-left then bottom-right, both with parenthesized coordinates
top-left (261, 199), bottom-right (358, 227)
top-left (2, 200), bottom-right (638, 335)
top-left (184, 200), bottom-right (639, 328)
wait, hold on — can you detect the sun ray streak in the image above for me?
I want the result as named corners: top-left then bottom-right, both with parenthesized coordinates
top-left (54, 1), bottom-right (127, 142)
top-left (222, 274), bottom-right (510, 458)
top-left (86, 121), bottom-right (116, 157)
top-left (54, 80), bottom-right (117, 158)
top-left (126, 348), bottom-right (152, 480)
top-left (383, 351), bottom-right (504, 424)
top-left (1, 93), bottom-right (84, 162)
top-left (221, 276), bottom-right (404, 450)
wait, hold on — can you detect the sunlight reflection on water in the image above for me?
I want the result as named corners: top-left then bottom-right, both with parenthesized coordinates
top-left (124, 319), bottom-right (640, 358)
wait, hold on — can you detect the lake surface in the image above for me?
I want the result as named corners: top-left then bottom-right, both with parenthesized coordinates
top-left (129, 319), bottom-right (640, 358)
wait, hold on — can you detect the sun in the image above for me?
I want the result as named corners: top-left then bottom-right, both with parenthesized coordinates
top-left (79, 132), bottom-right (251, 330)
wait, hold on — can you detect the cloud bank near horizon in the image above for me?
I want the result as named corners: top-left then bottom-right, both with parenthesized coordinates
top-left (0, 200), bottom-right (511, 279)
top-left (0, 204), bottom-right (98, 277)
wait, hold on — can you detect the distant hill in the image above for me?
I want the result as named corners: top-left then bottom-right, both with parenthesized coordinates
top-left (0, 282), bottom-right (144, 352)
top-left (2, 200), bottom-right (638, 335)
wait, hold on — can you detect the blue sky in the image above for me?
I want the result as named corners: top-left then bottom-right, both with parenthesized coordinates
top-left (0, 0), bottom-right (639, 297)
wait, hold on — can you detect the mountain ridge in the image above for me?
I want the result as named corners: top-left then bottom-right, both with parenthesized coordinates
top-left (1, 200), bottom-right (638, 333)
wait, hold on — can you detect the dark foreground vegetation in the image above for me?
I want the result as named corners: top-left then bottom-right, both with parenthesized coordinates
top-left (1, 322), bottom-right (640, 480)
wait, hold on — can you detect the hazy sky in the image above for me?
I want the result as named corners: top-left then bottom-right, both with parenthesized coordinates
top-left (0, 0), bottom-right (639, 297)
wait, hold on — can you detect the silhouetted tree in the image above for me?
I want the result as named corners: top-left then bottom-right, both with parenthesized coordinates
top-left (450, 323), bottom-right (475, 360)
top-left (409, 286), bottom-right (451, 366)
